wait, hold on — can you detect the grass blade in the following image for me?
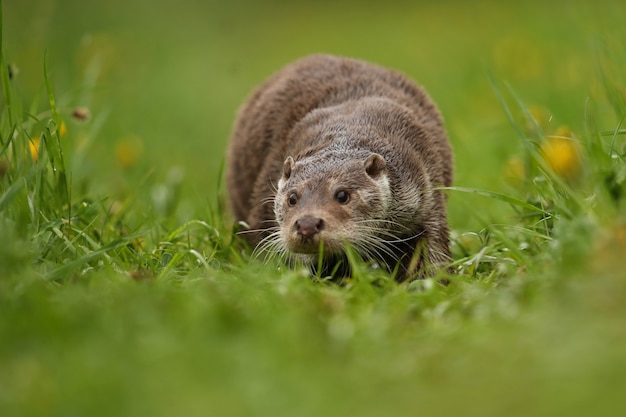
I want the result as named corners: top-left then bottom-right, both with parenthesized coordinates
top-left (46, 232), bottom-right (144, 282)
top-left (43, 52), bottom-right (69, 205)
top-left (440, 186), bottom-right (551, 215)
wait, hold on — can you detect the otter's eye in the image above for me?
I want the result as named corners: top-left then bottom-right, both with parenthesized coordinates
top-left (288, 193), bottom-right (298, 207)
top-left (335, 190), bottom-right (350, 205)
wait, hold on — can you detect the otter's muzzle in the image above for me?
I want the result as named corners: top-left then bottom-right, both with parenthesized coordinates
top-left (294, 216), bottom-right (324, 237)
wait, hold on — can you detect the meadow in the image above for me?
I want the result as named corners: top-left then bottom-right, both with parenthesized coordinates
top-left (1, 0), bottom-right (626, 416)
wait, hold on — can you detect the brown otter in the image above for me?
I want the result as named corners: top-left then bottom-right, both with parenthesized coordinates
top-left (227, 54), bottom-right (453, 280)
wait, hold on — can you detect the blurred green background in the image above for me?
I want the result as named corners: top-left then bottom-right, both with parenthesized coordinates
top-left (3, 2), bottom-right (626, 417)
top-left (5, 0), bottom-right (623, 230)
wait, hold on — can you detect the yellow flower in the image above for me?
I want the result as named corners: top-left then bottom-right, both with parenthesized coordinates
top-left (540, 126), bottom-right (581, 179)
top-left (29, 137), bottom-right (41, 162)
top-left (59, 120), bottom-right (67, 138)
top-left (115, 135), bottom-right (144, 168)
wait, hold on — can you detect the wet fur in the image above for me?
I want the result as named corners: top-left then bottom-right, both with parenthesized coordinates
top-left (227, 54), bottom-right (453, 280)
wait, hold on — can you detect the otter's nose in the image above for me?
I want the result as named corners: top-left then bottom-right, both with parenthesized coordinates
top-left (295, 216), bottom-right (324, 237)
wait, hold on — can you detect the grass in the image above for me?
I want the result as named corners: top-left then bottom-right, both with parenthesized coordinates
top-left (2, 1), bottom-right (626, 416)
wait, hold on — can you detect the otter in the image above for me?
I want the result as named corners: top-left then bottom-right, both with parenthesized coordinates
top-left (226, 54), bottom-right (453, 280)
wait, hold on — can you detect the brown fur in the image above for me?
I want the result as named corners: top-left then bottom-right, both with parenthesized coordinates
top-left (227, 54), bottom-right (453, 280)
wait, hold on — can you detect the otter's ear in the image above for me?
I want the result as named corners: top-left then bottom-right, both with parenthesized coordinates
top-left (364, 153), bottom-right (386, 178)
top-left (283, 156), bottom-right (295, 180)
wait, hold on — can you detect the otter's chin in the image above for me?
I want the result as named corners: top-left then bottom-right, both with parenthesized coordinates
top-left (287, 239), bottom-right (322, 255)
top-left (291, 246), bottom-right (320, 255)
top-left (286, 235), bottom-right (344, 256)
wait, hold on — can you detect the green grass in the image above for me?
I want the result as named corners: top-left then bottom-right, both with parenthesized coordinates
top-left (2, 1), bottom-right (626, 416)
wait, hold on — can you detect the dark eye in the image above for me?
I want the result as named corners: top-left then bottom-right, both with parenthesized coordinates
top-left (335, 190), bottom-right (350, 204)
top-left (288, 193), bottom-right (298, 207)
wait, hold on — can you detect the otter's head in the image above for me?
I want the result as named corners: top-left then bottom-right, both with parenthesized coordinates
top-left (273, 150), bottom-right (391, 259)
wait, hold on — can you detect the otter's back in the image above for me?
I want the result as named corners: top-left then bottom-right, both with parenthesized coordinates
top-left (227, 54), bottom-right (451, 225)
